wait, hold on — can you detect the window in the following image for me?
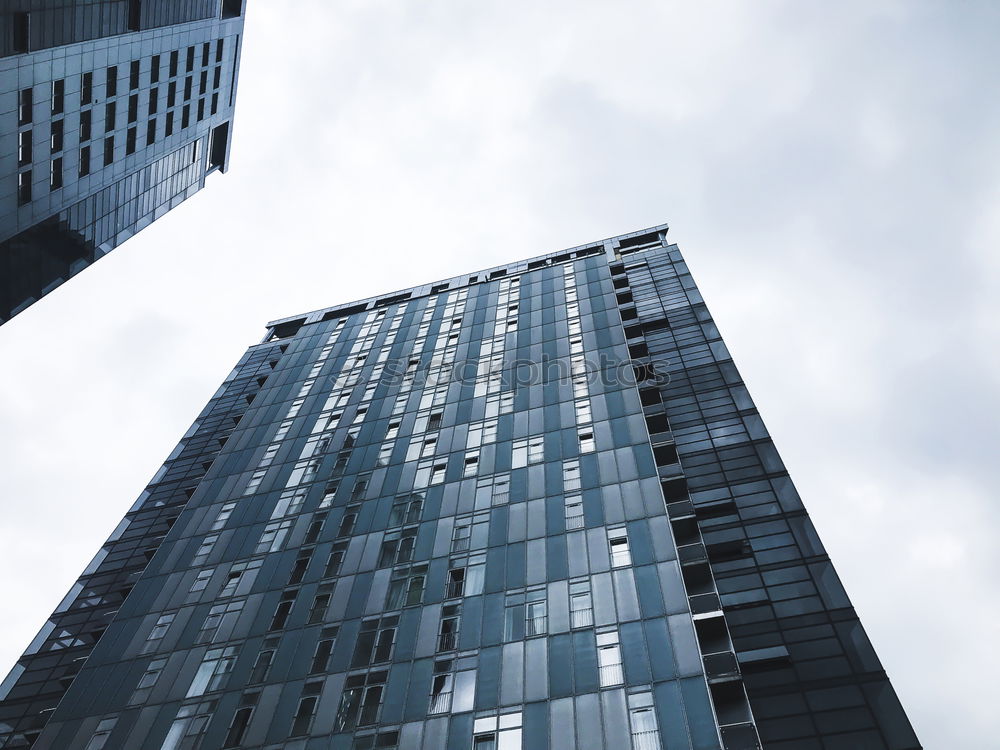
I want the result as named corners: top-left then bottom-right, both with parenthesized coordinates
top-left (18, 131), bottom-right (32, 167)
top-left (351, 731), bottom-right (400, 750)
top-left (182, 104), bottom-right (190, 129)
top-left (288, 550), bottom-right (312, 585)
top-left (609, 529), bottom-right (631, 567)
top-left (18, 87), bottom-right (33, 126)
top-left (202, 42), bottom-right (211, 67)
top-left (473, 712), bottom-right (523, 750)
top-left (628, 692), bottom-right (661, 750)
top-left (464, 450), bottom-right (480, 477)
top-left (197, 97), bottom-right (205, 121)
top-left (129, 658), bottom-right (167, 704)
top-left (385, 563), bottom-right (427, 609)
top-left (104, 136), bottom-right (114, 166)
top-left (351, 474), bottom-right (370, 500)
top-left (192, 534), bottom-right (218, 565)
top-left (212, 501), bottom-right (237, 530)
top-left (305, 511), bottom-right (327, 543)
top-left (12, 12), bottom-right (29, 53)
top-left (130, 60), bottom-right (140, 89)
top-left (335, 670), bottom-right (388, 730)
top-left (406, 436), bottom-right (437, 461)
top-left (184, 75), bottom-right (193, 101)
top-left (310, 625), bottom-right (339, 674)
top-left (151, 55), bottom-right (161, 84)
top-left (452, 513), bottom-right (489, 552)
top-left (565, 494), bottom-right (584, 530)
top-left (249, 637), bottom-right (279, 683)
top-left (563, 460), bottom-right (581, 491)
top-left (324, 542), bottom-right (347, 578)
top-left (106, 66), bottom-right (117, 96)
top-left (147, 118), bottom-right (156, 145)
top-left (271, 489), bottom-right (305, 519)
top-left (269, 589), bottom-right (298, 630)
top-left (186, 646), bottom-right (238, 697)
top-left (84, 717), bottom-right (118, 750)
top-left (79, 108), bottom-right (92, 142)
top-left (161, 700), bottom-right (217, 750)
top-left (438, 604), bottom-right (460, 651)
top-left (51, 79), bottom-right (64, 115)
top-left (223, 691), bottom-right (259, 747)
top-left (190, 569), bottom-right (212, 592)
top-left (169, 50), bottom-right (179, 77)
top-left (216, 38), bottom-right (225, 62)
top-left (81, 72), bottom-right (93, 104)
top-left (352, 616), bottom-right (398, 667)
top-left (145, 613), bottom-right (175, 649)
top-left (579, 430), bottom-right (595, 453)
top-left (446, 554), bottom-right (485, 598)
top-left (338, 504), bottom-right (360, 537)
top-left (504, 588), bottom-right (546, 640)
top-left (221, 559), bottom-right (261, 597)
top-left (186, 46), bottom-right (196, 72)
top-left (467, 419), bottom-right (498, 448)
top-left (378, 528), bottom-right (417, 567)
top-left (574, 399), bottom-right (592, 424)
top-left (290, 680), bottom-right (323, 735)
top-left (428, 659), bottom-right (455, 714)
top-left (105, 101), bottom-right (116, 132)
top-left (307, 584), bottom-right (333, 624)
top-left (200, 70), bottom-right (208, 95)
top-left (597, 630), bottom-right (624, 686)
top-left (388, 494), bottom-right (422, 526)
top-left (255, 519), bottom-right (292, 554)
top-left (197, 600), bottom-right (244, 644)
top-left (570, 580), bottom-right (593, 628)
top-left (167, 80), bottom-right (177, 107)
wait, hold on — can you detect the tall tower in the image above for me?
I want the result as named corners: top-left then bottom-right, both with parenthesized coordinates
top-left (0, 226), bottom-right (920, 749)
top-left (0, 0), bottom-right (246, 324)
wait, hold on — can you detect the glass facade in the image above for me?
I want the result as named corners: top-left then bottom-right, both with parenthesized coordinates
top-left (0, 225), bottom-right (920, 749)
top-left (0, 0), bottom-right (246, 324)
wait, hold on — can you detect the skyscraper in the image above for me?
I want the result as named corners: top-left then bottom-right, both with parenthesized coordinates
top-left (0, 0), bottom-right (246, 324)
top-left (0, 225), bottom-right (920, 749)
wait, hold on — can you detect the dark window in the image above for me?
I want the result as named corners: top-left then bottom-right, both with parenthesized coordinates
top-left (81, 72), bottom-right (93, 104)
top-left (305, 512), bottom-right (327, 544)
top-left (269, 590), bottom-right (298, 631)
top-left (182, 105), bottom-right (190, 129)
top-left (338, 505), bottom-right (360, 537)
top-left (324, 543), bottom-right (347, 578)
top-left (216, 39), bottom-right (224, 62)
top-left (202, 43), bottom-right (210, 67)
top-left (50, 120), bottom-right (63, 152)
top-left (79, 145), bottom-right (90, 177)
top-left (310, 626), bottom-right (339, 674)
top-left (106, 66), bottom-right (117, 96)
top-left (150, 55), bottom-right (160, 84)
top-left (291, 681), bottom-right (323, 736)
top-left (17, 171), bottom-right (31, 206)
top-left (13, 12), bottom-right (29, 53)
top-left (169, 51), bottom-right (179, 77)
top-left (127, 0), bottom-right (141, 31)
top-left (352, 617), bottom-right (398, 667)
top-left (18, 88), bottom-right (33, 126)
top-left (307, 584), bottom-right (333, 624)
top-left (184, 76), bottom-right (193, 101)
top-left (199, 70), bottom-right (207, 95)
top-left (335, 671), bottom-right (387, 731)
top-left (146, 119), bottom-right (156, 145)
top-left (126, 127), bottom-right (136, 155)
top-left (17, 131), bottom-right (31, 167)
top-left (186, 46), bottom-right (195, 72)
top-left (165, 111), bottom-right (174, 137)
top-left (130, 60), bottom-right (140, 90)
top-left (438, 605), bottom-right (460, 651)
top-left (222, 692), bottom-right (259, 748)
top-left (197, 98), bottom-right (205, 122)
top-left (49, 158), bottom-right (62, 190)
top-left (104, 136), bottom-right (114, 166)
top-left (213, 66), bottom-right (222, 89)
top-left (51, 79), bottom-right (64, 115)
top-left (167, 81), bottom-right (176, 107)
top-left (249, 638), bottom-right (279, 683)
top-left (222, 0), bottom-right (242, 19)
top-left (105, 102), bottom-right (116, 132)
top-left (211, 93), bottom-right (219, 116)
top-left (80, 109), bottom-right (92, 141)
top-left (128, 94), bottom-right (138, 123)
top-left (149, 88), bottom-right (158, 115)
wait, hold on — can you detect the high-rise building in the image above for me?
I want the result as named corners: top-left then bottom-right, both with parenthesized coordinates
top-left (0, 0), bottom-right (246, 324)
top-left (0, 225), bottom-right (920, 750)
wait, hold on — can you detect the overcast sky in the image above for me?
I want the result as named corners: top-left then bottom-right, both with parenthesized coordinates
top-left (1, 2), bottom-right (997, 746)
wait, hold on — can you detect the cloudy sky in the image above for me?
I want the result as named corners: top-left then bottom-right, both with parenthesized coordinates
top-left (2, 1), bottom-right (997, 745)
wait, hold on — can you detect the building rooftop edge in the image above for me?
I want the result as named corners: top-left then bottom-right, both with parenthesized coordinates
top-left (263, 222), bottom-right (670, 332)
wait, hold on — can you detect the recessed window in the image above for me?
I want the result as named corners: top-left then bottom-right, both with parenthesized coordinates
top-left (106, 66), bottom-right (117, 96)
top-left (130, 60), bottom-right (140, 90)
top-left (147, 118), bottom-right (156, 145)
top-left (18, 88), bottom-right (33, 126)
top-left (17, 131), bottom-right (32, 167)
top-left (609, 529), bottom-right (631, 568)
top-left (78, 146), bottom-right (90, 177)
top-left (105, 102), bottom-right (116, 132)
top-left (128, 94), bottom-right (138, 123)
top-left (17, 170), bottom-right (32, 206)
top-left (628, 692), bottom-right (661, 749)
top-left (125, 127), bottom-right (136, 155)
top-left (169, 51), bottom-right (179, 77)
top-left (50, 79), bottom-right (64, 115)
top-left (103, 136), bottom-right (114, 166)
top-left (579, 430), bottom-right (595, 453)
top-left (164, 111), bottom-right (174, 137)
top-left (81, 72), bottom-right (93, 104)
top-left (49, 158), bottom-right (62, 190)
top-left (148, 88), bottom-right (158, 115)
top-left (597, 630), bottom-right (624, 686)
top-left (80, 109), bottom-right (92, 141)
top-left (150, 55), bottom-right (160, 84)
top-left (186, 46), bottom-right (195, 72)
top-left (12, 12), bottom-right (29, 53)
